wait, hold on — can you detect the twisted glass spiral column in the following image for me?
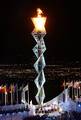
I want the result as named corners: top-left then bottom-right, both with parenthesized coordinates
top-left (32, 31), bottom-right (46, 105)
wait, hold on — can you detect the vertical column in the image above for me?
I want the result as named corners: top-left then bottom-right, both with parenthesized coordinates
top-left (32, 32), bottom-right (46, 105)
top-left (31, 8), bottom-right (47, 105)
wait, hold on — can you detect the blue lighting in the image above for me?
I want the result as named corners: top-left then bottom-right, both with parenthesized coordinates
top-left (78, 102), bottom-right (81, 107)
top-left (78, 104), bottom-right (81, 107)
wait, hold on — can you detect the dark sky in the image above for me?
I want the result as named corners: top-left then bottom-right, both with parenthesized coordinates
top-left (0, 0), bottom-right (81, 65)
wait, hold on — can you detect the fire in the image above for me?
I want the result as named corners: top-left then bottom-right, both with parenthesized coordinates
top-left (37, 8), bottom-right (43, 17)
top-left (31, 8), bottom-right (46, 32)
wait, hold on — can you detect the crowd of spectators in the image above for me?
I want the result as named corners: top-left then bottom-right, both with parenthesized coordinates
top-left (0, 110), bottom-right (28, 120)
top-left (0, 111), bottom-right (81, 120)
top-left (24, 111), bottom-right (81, 120)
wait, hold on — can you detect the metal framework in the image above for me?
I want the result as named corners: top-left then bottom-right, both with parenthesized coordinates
top-left (32, 31), bottom-right (46, 105)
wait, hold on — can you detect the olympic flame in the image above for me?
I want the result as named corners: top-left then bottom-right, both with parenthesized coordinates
top-left (31, 8), bottom-right (46, 32)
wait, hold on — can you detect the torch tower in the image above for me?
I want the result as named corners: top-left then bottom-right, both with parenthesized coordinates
top-left (31, 8), bottom-right (47, 105)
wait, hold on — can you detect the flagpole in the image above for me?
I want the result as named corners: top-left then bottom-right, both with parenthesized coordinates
top-left (64, 79), bottom-right (66, 102)
top-left (74, 82), bottom-right (76, 100)
top-left (12, 84), bottom-right (15, 104)
top-left (80, 87), bottom-right (81, 97)
top-left (28, 83), bottom-right (29, 104)
top-left (11, 84), bottom-right (13, 105)
top-left (79, 87), bottom-right (80, 98)
top-left (5, 86), bottom-right (6, 105)
top-left (5, 93), bottom-right (6, 105)
top-left (2, 92), bottom-right (3, 105)
top-left (1, 86), bottom-right (3, 105)
top-left (77, 87), bottom-right (78, 98)
top-left (72, 86), bottom-right (73, 99)
top-left (68, 81), bottom-right (70, 98)
top-left (16, 84), bottom-right (18, 104)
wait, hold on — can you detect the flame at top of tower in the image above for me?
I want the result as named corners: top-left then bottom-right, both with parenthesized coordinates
top-left (37, 8), bottom-right (43, 17)
top-left (31, 8), bottom-right (47, 32)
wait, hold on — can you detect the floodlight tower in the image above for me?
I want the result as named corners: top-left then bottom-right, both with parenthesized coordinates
top-left (31, 8), bottom-right (47, 105)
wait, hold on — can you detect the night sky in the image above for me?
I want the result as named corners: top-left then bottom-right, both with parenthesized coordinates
top-left (0, 0), bottom-right (81, 65)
